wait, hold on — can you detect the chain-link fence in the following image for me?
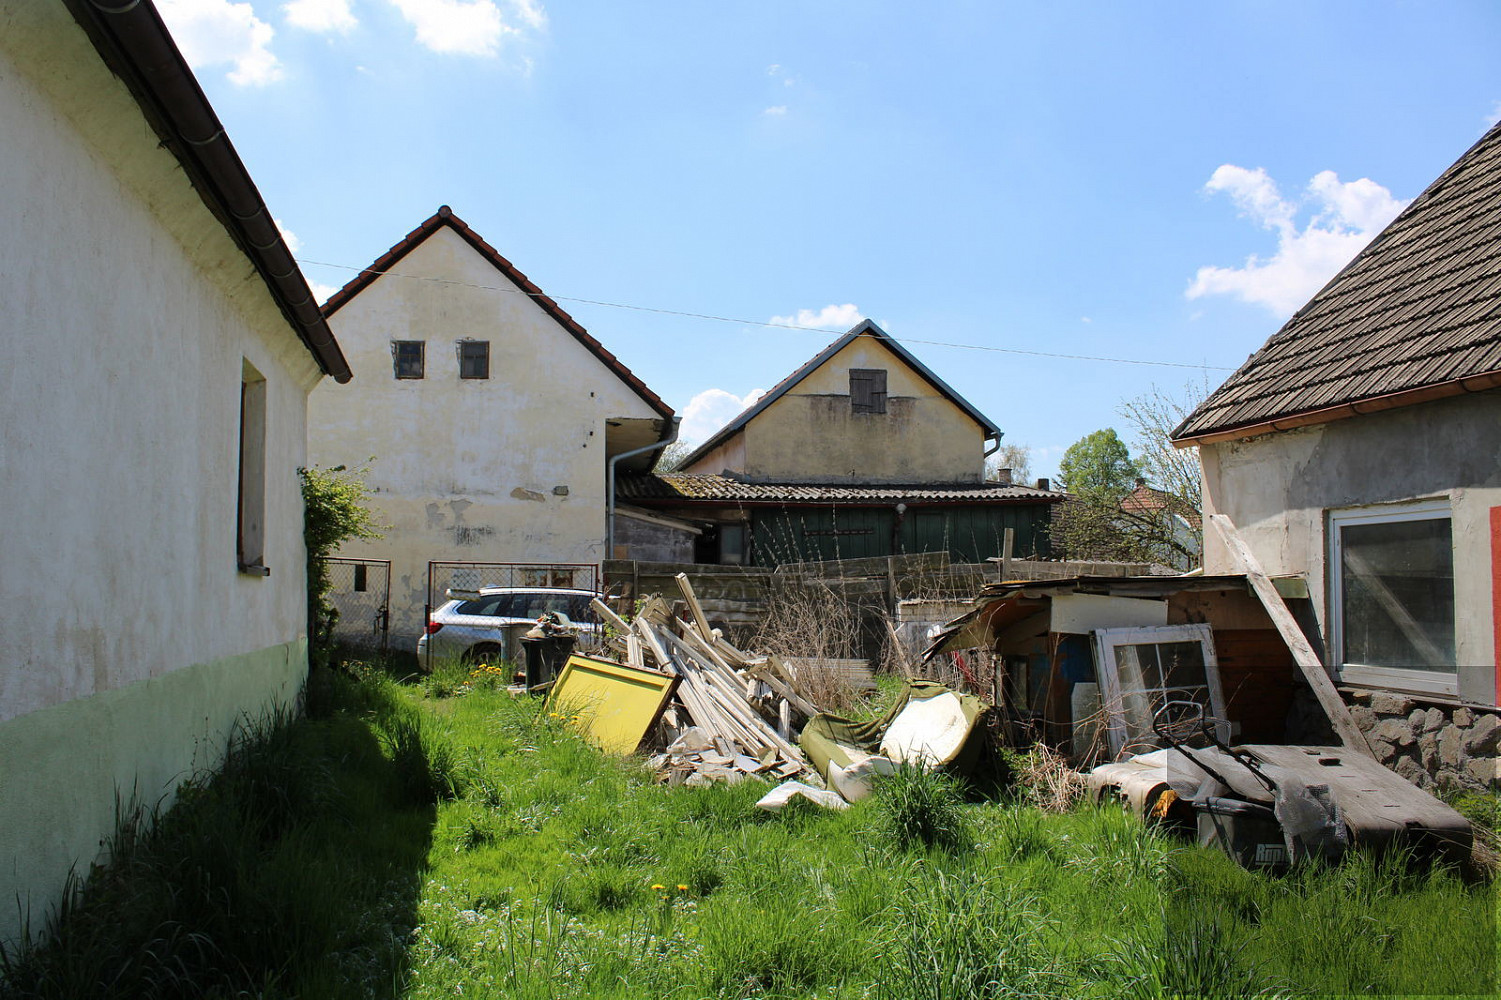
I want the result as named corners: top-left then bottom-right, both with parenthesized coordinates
top-left (325, 558), bottom-right (390, 651)
top-left (425, 561), bottom-right (600, 617)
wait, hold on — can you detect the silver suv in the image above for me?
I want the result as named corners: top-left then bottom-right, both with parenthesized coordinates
top-left (416, 587), bottom-right (601, 670)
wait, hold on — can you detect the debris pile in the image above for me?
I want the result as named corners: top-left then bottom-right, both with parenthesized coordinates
top-left (583, 573), bottom-right (815, 784)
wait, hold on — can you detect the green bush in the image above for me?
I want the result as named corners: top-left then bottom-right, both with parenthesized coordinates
top-left (874, 763), bottom-right (972, 853)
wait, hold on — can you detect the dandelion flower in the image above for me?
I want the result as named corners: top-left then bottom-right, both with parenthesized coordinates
top-left (650, 883), bottom-right (665, 891)
top-left (677, 884), bottom-right (689, 892)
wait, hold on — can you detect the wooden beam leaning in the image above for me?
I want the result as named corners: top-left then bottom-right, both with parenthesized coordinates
top-left (675, 572), bottom-right (717, 643)
top-left (1207, 513), bottom-right (1375, 758)
top-left (590, 597), bottom-right (631, 634)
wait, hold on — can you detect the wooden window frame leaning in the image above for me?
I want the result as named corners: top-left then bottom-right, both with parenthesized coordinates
top-left (1092, 623), bottom-right (1226, 760)
top-left (1327, 497), bottom-right (1457, 698)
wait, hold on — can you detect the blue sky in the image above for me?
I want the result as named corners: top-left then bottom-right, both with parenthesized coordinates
top-left (160, 0), bottom-right (1501, 480)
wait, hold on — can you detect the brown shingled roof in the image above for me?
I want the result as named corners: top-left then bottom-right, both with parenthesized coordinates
top-left (322, 206), bottom-right (673, 422)
top-left (1173, 122), bottom-right (1501, 444)
top-left (619, 472), bottom-right (1062, 506)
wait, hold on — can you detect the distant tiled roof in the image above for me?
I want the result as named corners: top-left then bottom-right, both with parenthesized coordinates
top-left (322, 206), bottom-right (673, 422)
top-left (1174, 122), bottom-right (1501, 444)
top-left (619, 473), bottom-right (1062, 505)
top-left (677, 319), bottom-right (1002, 470)
top-left (1120, 483), bottom-right (1202, 530)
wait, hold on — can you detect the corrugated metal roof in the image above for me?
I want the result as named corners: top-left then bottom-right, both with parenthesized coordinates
top-left (1174, 122), bottom-right (1501, 442)
top-left (618, 473), bottom-right (1063, 505)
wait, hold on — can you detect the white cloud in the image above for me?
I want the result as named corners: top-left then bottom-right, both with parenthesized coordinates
top-left (309, 280), bottom-right (341, 303)
top-left (1487, 100), bottom-right (1501, 127)
top-left (510, 0), bottom-right (547, 30)
top-left (680, 388), bottom-right (765, 449)
top-left (283, 0), bottom-right (357, 32)
top-left (273, 218), bottom-right (303, 253)
top-left (763, 105), bottom-right (788, 117)
top-left (769, 303), bottom-right (863, 330)
top-left (387, 0), bottom-right (544, 57)
top-left (158, 0), bottom-right (282, 86)
top-left (1186, 164), bottom-right (1408, 316)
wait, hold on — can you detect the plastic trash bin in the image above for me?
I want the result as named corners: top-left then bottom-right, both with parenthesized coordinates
top-left (520, 634), bottom-right (576, 690)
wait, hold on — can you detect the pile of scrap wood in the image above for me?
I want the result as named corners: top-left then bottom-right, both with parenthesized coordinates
top-left (587, 574), bottom-right (817, 785)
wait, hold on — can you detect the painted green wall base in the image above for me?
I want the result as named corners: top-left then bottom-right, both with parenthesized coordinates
top-left (0, 638), bottom-right (307, 946)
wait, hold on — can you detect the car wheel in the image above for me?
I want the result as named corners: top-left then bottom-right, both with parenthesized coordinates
top-left (462, 642), bottom-right (505, 666)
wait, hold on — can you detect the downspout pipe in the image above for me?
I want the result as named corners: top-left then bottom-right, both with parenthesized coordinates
top-left (605, 418), bottom-right (681, 565)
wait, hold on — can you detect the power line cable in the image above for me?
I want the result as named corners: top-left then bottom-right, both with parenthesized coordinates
top-left (296, 257), bottom-right (1234, 372)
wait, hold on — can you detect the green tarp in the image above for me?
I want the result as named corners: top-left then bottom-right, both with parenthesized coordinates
top-left (799, 680), bottom-right (990, 784)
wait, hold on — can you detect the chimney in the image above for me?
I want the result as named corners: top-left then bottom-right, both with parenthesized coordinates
top-left (994, 467), bottom-right (1012, 486)
top-left (1036, 477), bottom-right (1050, 491)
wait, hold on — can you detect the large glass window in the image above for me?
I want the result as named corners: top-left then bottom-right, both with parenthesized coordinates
top-left (1329, 499), bottom-right (1455, 695)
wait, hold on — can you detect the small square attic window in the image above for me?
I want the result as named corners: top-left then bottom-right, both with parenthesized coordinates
top-left (392, 340), bottom-right (424, 379)
top-left (459, 340), bottom-right (490, 379)
top-left (849, 368), bottom-right (887, 414)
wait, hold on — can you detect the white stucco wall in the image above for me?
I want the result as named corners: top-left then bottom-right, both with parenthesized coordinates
top-left (308, 226), bottom-right (664, 637)
top-left (1199, 392), bottom-right (1500, 700)
top-left (0, 6), bottom-right (322, 942)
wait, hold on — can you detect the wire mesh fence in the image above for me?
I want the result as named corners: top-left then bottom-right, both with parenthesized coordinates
top-left (325, 557), bottom-right (390, 652)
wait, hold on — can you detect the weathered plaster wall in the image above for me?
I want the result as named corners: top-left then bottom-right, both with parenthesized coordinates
top-left (0, 642), bottom-right (306, 944)
top-left (1198, 392), bottom-right (1501, 684)
top-left (308, 227), bottom-right (662, 636)
top-left (733, 339), bottom-right (986, 483)
top-left (0, 9), bottom-right (318, 944)
top-left (613, 510), bottom-right (697, 563)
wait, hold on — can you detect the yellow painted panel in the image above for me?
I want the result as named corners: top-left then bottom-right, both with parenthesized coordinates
top-left (545, 654), bottom-right (677, 754)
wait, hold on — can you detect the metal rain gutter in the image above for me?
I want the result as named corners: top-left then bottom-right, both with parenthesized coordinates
top-left (606, 418), bottom-right (681, 562)
top-left (66, 0), bottom-right (352, 383)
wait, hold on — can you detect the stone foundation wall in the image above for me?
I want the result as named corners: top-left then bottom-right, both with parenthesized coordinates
top-left (1346, 690), bottom-right (1499, 793)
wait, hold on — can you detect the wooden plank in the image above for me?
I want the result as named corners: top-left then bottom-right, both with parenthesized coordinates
top-left (1207, 514), bottom-right (1375, 758)
top-left (590, 597), bottom-right (630, 634)
top-left (675, 572), bottom-right (716, 642)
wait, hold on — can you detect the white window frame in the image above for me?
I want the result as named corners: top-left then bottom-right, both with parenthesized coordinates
top-left (1327, 497), bottom-right (1456, 698)
top-left (1093, 623), bottom-right (1225, 759)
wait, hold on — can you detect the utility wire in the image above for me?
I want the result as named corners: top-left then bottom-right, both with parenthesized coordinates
top-left (297, 257), bottom-right (1234, 372)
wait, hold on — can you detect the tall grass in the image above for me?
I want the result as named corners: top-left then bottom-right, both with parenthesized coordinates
top-left (8, 658), bottom-right (1493, 1000)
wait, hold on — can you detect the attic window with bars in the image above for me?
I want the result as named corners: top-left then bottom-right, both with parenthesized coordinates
top-left (849, 368), bottom-right (887, 414)
top-left (392, 340), bottom-right (424, 379)
top-left (458, 340), bottom-right (490, 379)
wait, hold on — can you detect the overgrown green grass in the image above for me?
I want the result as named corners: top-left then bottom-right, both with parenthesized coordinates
top-left (5, 660), bottom-right (1495, 999)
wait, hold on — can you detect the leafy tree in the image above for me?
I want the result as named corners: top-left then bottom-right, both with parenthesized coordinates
top-left (1057, 429), bottom-right (1139, 495)
top-left (299, 465), bottom-right (383, 658)
top-left (1053, 386), bottom-right (1208, 571)
top-left (653, 438), bottom-right (694, 473)
top-left (985, 442), bottom-right (1033, 485)
top-left (1119, 380), bottom-right (1207, 515)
